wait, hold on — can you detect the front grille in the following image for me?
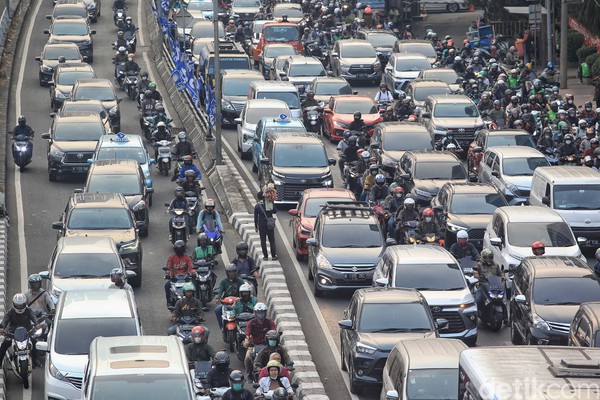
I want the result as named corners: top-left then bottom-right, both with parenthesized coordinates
top-left (468, 229), bottom-right (485, 241)
top-left (573, 227), bottom-right (600, 233)
top-left (66, 376), bottom-right (83, 389)
top-left (276, 183), bottom-right (315, 201)
top-left (64, 152), bottom-right (93, 163)
top-left (332, 263), bottom-right (375, 272)
top-left (349, 66), bottom-right (374, 74)
top-left (371, 358), bottom-right (386, 379)
top-left (512, 189), bottom-right (530, 198)
top-left (548, 321), bottom-right (570, 334)
top-left (430, 309), bottom-right (466, 333)
top-left (452, 128), bottom-right (477, 137)
top-left (231, 101), bottom-right (245, 113)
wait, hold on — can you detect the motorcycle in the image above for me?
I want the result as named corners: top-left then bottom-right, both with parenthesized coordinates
top-left (343, 160), bottom-right (361, 197)
top-left (202, 220), bottom-right (223, 255)
top-left (142, 114), bottom-right (158, 140)
top-left (172, 315), bottom-right (202, 344)
top-left (194, 259), bottom-right (216, 310)
top-left (303, 104), bottom-right (323, 134)
top-left (114, 61), bottom-right (126, 89)
top-left (543, 147), bottom-right (559, 165)
top-left (235, 311), bottom-right (255, 361)
top-left (193, 360), bottom-right (212, 396)
top-left (11, 134), bottom-right (33, 172)
top-left (154, 139), bottom-right (173, 176)
top-left (3, 326), bottom-right (38, 389)
top-left (474, 274), bottom-right (505, 332)
top-left (402, 220), bottom-right (420, 244)
top-left (376, 100), bottom-right (392, 114)
top-left (458, 256), bottom-right (477, 291)
top-left (219, 296), bottom-right (238, 352)
top-left (559, 154), bottom-right (579, 166)
top-left (114, 8), bottom-right (126, 30)
top-left (186, 190), bottom-right (201, 228)
top-left (162, 268), bottom-right (195, 309)
top-left (165, 205), bottom-right (190, 244)
top-left (124, 29), bottom-right (137, 53)
top-left (420, 232), bottom-right (442, 245)
top-left (124, 71), bottom-right (139, 100)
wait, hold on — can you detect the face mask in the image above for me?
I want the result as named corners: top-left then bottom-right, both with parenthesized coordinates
top-left (194, 337), bottom-right (202, 344)
top-left (425, 217), bottom-right (432, 223)
top-left (395, 193), bottom-right (403, 198)
top-left (568, 100), bottom-right (574, 104)
top-left (545, 134), bottom-right (550, 138)
top-left (268, 340), bottom-right (277, 347)
top-left (256, 312), bottom-right (266, 319)
top-left (232, 383), bottom-right (243, 391)
top-left (371, 171), bottom-right (377, 175)
top-left (566, 140), bottom-right (572, 145)
top-left (587, 108), bottom-right (592, 111)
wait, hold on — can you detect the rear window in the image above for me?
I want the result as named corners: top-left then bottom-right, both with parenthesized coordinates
top-left (255, 91), bottom-right (299, 109)
top-left (54, 318), bottom-right (137, 355)
top-left (54, 253), bottom-right (119, 278)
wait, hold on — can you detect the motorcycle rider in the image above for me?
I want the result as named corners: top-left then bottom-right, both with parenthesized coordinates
top-left (348, 111), bottom-right (365, 131)
top-left (114, 46), bottom-right (128, 84)
top-left (137, 71), bottom-right (150, 96)
top-left (150, 121), bottom-right (171, 158)
top-left (342, 135), bottom-right (360, 176)
top-left (196, 199), bottom-right (224, 237)
top-left (206, 351), bottom-right (233, 388)
top-left (0, 294), bottom-right (41, 367)
top-left (123, 15), bottom-right (136, 33)
top-left (579, 127), bottom-right (595, 152)
top-left (173, 131), bottom-right (197, 161)
top-left (395, 98), bottom-right (414, 121)
top-left (557, 134), bottom-right (578, 162)
top-left (394, 197), bottom-right (419, 244)
top-left (580, 101), bottom-right (597, 121)
top-left (452, 55), bottom-right (465, 74)
top-left (532, 241), bottom-right (545, 256)
top-left (361, 163), bottom-right (378, 201)
top-left (382, 106), bottom-right (397, 122)
top-left (255, 361), bottom-right (295, 398)
top-left (176, 155), bottom-right (202, 182)
top-left (374, 83), bottom-right (393, 103)
top-left (386, 186), bottom-right (404, 236)
top-left (232, 241), bottom-right (258, 278)
top-left (108, 268), bottom-right (132, 290)
top-left (537, 127), bottom-right (555, 150)
top-left (193, 232), bottom-right (214, 261)
top-left (112, 0), bottom-right (126, 24)
top-left (337, 130), bottom-right (352, 176)
top-left (504, 46), bottom-right (519, 67)
top-left (234, 284), bottom-right (257, 316)
top-left (418, 208), bottom-right (442, 241)
top-left (539, 61), bottom-right (559, 85)
top-left (179, 169), bottom-right (203, 198)
top-left (258, 352), bottom-right (292, 380)
top-left (401, 24), bottom-right (415, 39)
top-left (253, 330), bottom-right (292, 374)
top-left (222, 370), bottom-right (253, 400)
top-left (148, 81), bottom-right (163, 101)
top-left (167, 187), bottom-right (190, 236)
top-left (582, 138), bottom-right (599, 159)
top-left (477, 93), bottom-right (493, 113)
top-left (595, 248), bottom-right (600, 278)
top-left (244, 303), bottom-right (276, 380)
top-left (436, 130), bottom-right (461, 151)
top-left (488, 100), bottom-right (506, 128)
top-left (114, 30), bottom-right (127, 49)
top-left (449, 230), bottom-right (480, 260)
top-left (185, 325), bottom-right (215, 363)
top-left (168, 282), bottom-right (205, 335)
top-left (25, 274), bottom-right (54, 340)
top-left (369, 174), bottom-right (389, 203)
top-left (11, 116), bottom-right (34, 160)
top-left (139, 89), bottom-right (157, 129)
top-left (124, 53), bottom-right (140, 76)
top-left (164, 241), bottom-right (195, 305)
top-left (301, 91), bottom-right (320, 127)
top-left (226, 19), bottom-right (237, 34)
top-left (214, 264), bottom-right (245, 329)
top-left (473, 248), bottom-right (507, 325)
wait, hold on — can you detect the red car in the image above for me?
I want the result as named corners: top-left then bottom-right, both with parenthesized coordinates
top-left (288, 188), bottom-right (356, 260)
top-left (322, 95), bottom-right (383, 141)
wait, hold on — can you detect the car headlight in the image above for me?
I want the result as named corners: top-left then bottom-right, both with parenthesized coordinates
top-left (132, 200), bottom-right (146, 212)
top-left (50, 148), bottom-right (65, 158)
top-left (271, 170), bottom-right (285, 179)
top-left (356, 342), bottom-right (377, 355)
top-left (120, 239), bottom-right (139, 252)
top-left (508, 253), bottom-right (523, 262)
top-left (49, 361), bottom-right (69, 382)
top-left (533, 313), bottom-right (550, 331)
top-left (505, 183), bottom-right (519, 196)
top-left (333, 121), bottom-right (349, 128)
top-left (41, 65), bottom-right (53, 72)
top-left (340, 63), bottom-right (350, 69)
top-left (460, 302), bottom-right (477, 310)
top-left (414, 188), bottom-right (431, 198)
top-left (222, 100), bottom-right (235, 111)
top-left (373, 61), bottom-right (381, 69)
top-left (55, 91), bottom-right (68, 99)
top-left (300, 226), bottom-right (311, 235)
top-left (446, 222), bottom-right (469, 232)
top-left (322, 180), bottom-right (333, 186)
top-left (51, 286), bottom-right (63, 298)
top-left (109, 105), bottom-right (119, 116)
top-left (316, 253), bottom-right (332, 270)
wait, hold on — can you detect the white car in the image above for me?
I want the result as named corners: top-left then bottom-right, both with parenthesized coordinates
top-left (235, 99), bottom-right (291, 159)
top-left (420, 0), bottom-right (468, 13)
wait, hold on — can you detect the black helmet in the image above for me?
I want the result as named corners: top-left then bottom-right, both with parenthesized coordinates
top-left (174, 240), bottom-right (186, 256)
top-left (58, 56), bottom-right (66, 63)
top-left (236, 241), bottom-right (249, 256)
top-left (543, 127), bottom-right (552, 136)
top-left (481, 248), bottom-right (494, 264)
top-left (273, 388), bottom-right (288, 400)
top-left (353, 111), bottom-right (361, 118)
top-left (307, 91), bottom-right (315, 99)
top-left (585, 101), bottom-right (593, 110)
top-left (225, 263), bottom-right (238, 276)
top-left (348, 136), bottom-right (357, 146)
top-left (266, 330), bottom-right (279, 346)
top-left (175, 186), bottom-right (185, 197)
top-left (510, 96), bottom-right (518, 104)
top-left (229, 370), bottom-right (245, 389)
top-left (213, 351), bottom-right (230, 367)
top-left (141, 71), bottom-right (148, 78)
top-left (18, 115), bottom-right (26, 124)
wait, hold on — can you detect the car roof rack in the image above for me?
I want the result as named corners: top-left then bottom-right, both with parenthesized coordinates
top-left (320, 201), bottom-right (374, 219)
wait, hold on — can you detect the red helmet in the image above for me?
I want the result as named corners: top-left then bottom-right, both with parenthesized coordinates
top-left (392, 186), bottom-right (404, 194)
top-left (356, 148), bottom-right (365, 156)
top-left (532, 241), bottom-right (545, 250)
top-left (422, 208), bottom-right (434, 217)
top-left (191, 325), bottom-right (205, 337)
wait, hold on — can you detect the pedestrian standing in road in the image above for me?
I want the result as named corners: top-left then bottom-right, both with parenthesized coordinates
top-left (254, 192), bottom-right (278, 261)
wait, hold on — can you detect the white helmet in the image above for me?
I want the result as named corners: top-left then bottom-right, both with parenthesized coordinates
top-left (457, 230), bottom-right (469, 240)
top-left (157, 121), bottom-right (166, 128)
top-left (13, 293), bottom-right (27, 314)
top-left (446, 143), bottom-right (456, 149)
top-left (361, 151), bottom-right (371, 159)
top-left (454, 56), bottom-right (462, 62)
top-left (239, 283), bottom-right (253, 294)
top-left (403, 198), bottom-right (415, 207)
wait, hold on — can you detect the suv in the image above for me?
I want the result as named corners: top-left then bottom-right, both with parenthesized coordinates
top-left (355, 29), bottom-right (396, 66)
top-left (198, 41), bottom-right (251, 99)
top-left (277, 55), bottom-right (328, 91)
top-left (258, 132), bottom-right (336, 203)
top-left (49, 62), bottom-right (96, 111)
top-left (339, 287), bottom-right (444, 394)
top-left (43, 16), bottom-right (96, 62)
top-left (306, 202), bottom-right (388, 296)
top-left (221, 69), bottom-right (264, 125)
top-left (38, 289), bottom-right (142, 400)
top-left (252, 116), bottom-right (306, 173)
top-left (70, 78), bottom-right (121, 131)
top-left (510, 256), bottom-right (600, 345)
top-left (41, 111), bottom-right (108, 181)
top-left (421, 95), bottom-right (484, 148)
top-left (51, 193), bottom-right (144, 285)
top-left (330, 39), bottom-right (382, 84)
top-left (372, 245), bottom-right (478, 345)
top-left (36, 43), bottom-right (85, 86)
top-left (259, 43), bottom-right (296, 79)
top-left (382, 53), bottom-right (431, 97)
top-left (392, 39), bottom-right (437, 64)
top-left (83, 159), bottom-right (153, 229)
top-left (404, 79), bottom-right (452, 108)
top-left (467, 129), bottom-right (536, 175)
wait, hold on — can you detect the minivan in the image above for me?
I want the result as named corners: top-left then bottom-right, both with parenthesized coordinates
top-left (38, 289), bottom-right (142, 400)
top-left (569, 302), bottom-right (600, 347)
top-left (82, 336), bottom-right (196, 400)
top-left (247, 81), bottom-right (301, 118)
top-left (381, 338), bottom-right (468, 400)
top-left (529, 166), bottom-right (600, 248)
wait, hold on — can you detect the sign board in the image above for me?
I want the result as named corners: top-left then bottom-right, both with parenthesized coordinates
top-left (528, 4), bottom-right (542, 24)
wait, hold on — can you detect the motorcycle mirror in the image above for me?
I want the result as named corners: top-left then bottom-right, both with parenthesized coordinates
top-left (374, 278), bottom-right (389, 287)
top-left (577, 237), bottom-right (588, 245)
top-left (82, 55), bottom-right (88, 61)
top-left (435, 318), bottom-right (449, 330)
top-left (149, 158), bottom-right (156, 165)
top-left (306, 238), bottom-right (317, 247)
top-left (51, 221), bottom-right (64, 230)
top-left (38, 271), bottom-right (50, 279)
top-left (352, 90), bottom-right (358, 95)
top-left (328, 158), bottom-right (336, 166)
top-left (73, 188), bottom-right (83, 193)
top-left (234, 118), bottom-right (242, 124)
top-left (47, 80), bottom-right (55, 86)
top-left (35, 56), bottom-right (41, 61)
top-left (327, 71), bottom-right (334, 77)
top-left (385, 390), bottom-right (399, 400)
top-left (164, 203), bottom-right (171, 207)
top-left (288, 209), bottom-right (299, 216)
top-left (162, 266), bottom-right (168, 271)
top-left (146, 187), bottom-right (154, 193)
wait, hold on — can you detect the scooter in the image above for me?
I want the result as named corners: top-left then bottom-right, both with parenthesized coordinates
top-left (124, 29), bottom-right (137, 53)
top-left (220, 296), bottom-right (238, 352)
top-left (303, 104), bottom-right (323, 134)
top-left (235, 311), bottom-right (255, 361)
top-left (165, 205), bottom-right (190, 244)
top-left (202, 221), bottom-right (223, 255)
top-left (194, 259), bottom-right (217, 310)
top-left (458, 256), bottom-right (477, 291)
top-left (11, 134), bottom-right (33, 172)
top-left (155, 139), bottom-right (173, 176)
top-left (402, 220), bottom-right (420, 244)
top-left (3, 326), bottom-right (37, 389)
top-left (186, 190), bottom-right (201, 229)
top-left (193, 360), bottom-right (212, 396)
top-left (474, 274), bottom-right (505, 332)
top-left (162, 267), bottom-right (194, 309)
top-left (113, 8), bottom-right (126, 30)
top-left (124, 71), bottom-right (139, 100)
top-left (114, 61), bottom-right (126, 89)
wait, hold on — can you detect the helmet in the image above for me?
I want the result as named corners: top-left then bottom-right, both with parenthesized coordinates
top-left (236, 241), bottom-right (249, 256)
top-left (446, 143), bottom-right (456, 150)
top-left (348, 136), bottom-right (357, 146)
top-left (513, 119), bottom-right (523, 127)
top-left (481, 248), bottom-right (494, 264)
top-left (141, 71), bottom-right (148, 78)
top-left (173, 240), bottom-right (186, 256)
top-left (543, 127), bottom-right (552, 136)
top-left (266, 360), bottom-right (281, 372)
top-left (118, 46), bottom-right (126, 54)
top-left (457, 230), bottom-right (468, 242)
top-left (307, 91), bottom-right (315, 99)
top-left (175, 186), bottom-right (185, 197)
top-left (149, 82), bottom-right (157, 89)
top-left (360, 150), bottom-right (371, 159)
top-left (354, 111), bottom-right (361, 118)
top-left (375, 174), bottom-right (385, 185)
top-left (110, 268), bottom-right (123, 278)
top-left (509, 46), bottom-right (516, 52)
top-left (504, 89), bottom-right (512, 96)
top-left (273, 388), bottom-right (288, 400)
top-left (144, 89), bottom-right (152, 97)
top-left (532, 241), bottom-right (545, 252)
top-left (214, 351), bottom-right (230, 366)
top-left (266, 330), bottom-right (279, 346)
top-left (13, 293), bottom-right (27, 314)
top-left (533, 79), bottom-right (541, 88)
top-left (128, 53), bottom-right (135, 60)
top-left (198, 232), bottom-right (208, 244)
top-left (18, 115), bottom-right (26, 124)
top-left (157, 121), bottom-right (166, 129)
top-left (57, 56), bottom-right (66, 63)
top-left (579, 119), bottom-right (588, 127)
top-left (239, 283), bottom-right (253, 296)
top-left (547, 62), bottom-right (554, 69)
top-left (126, 15), bottom-right (132, 21)
top-left (422, 208), bottom-right (434, 217)
top-left (183, 155), bottom-right (193, 165)
top-left (552, 86), bottom-right (559, 93)
top-left (454, 56), bottom-right (462, 62)
top-left (229, 370), bottom-right (245, 389)
top-left (117, 31), bottom-right (124, 37)
top-left (592, 138), bottom-right (599, 145)
top-left (254, 302), bottom-right (267, 319)
top-left (191, 326), bottom-right (206, 342)
top-left (564, 134), bottom-right (574, 141)
top-left (379, 82), bottom-right (387, 89)
top-left (28, 273), bottom-right (42, 290)
top-left (585, 101), bottom-right (593, 109)
top-left (493, 100), bottom-right (501, 107)
top-left (510, 69), bottom-right (518, 75)
top-left (403, 197), bottom-right (415, 209)
top-left (510, 96), bottom-right (518, 104)
top-left (225, 263), bottom-right (237, 274)
top-left (185, 169), bottom-right (196, 178)
top-left (178, 131), bottom-right (187, 142)
top-left (343, 130), bottom-right (352, 141)
top-left (182, 282), bottom-right (195, 293)
top-left (596, 248), bottom-right (600, 261)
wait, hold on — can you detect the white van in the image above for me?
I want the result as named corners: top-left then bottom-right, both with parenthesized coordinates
top-left (247, 81), bottom-right (301, 118)
top-left (530, 166), bottom-right (600, 248)
top-left (380, 338), bottom-right (468, 400)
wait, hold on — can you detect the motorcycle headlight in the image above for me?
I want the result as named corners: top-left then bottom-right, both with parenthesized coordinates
top-left (50, 148), bottom-right (65, 159)
top-left (333, 121), bottom-right (349, 128)
top-left (49, 361), bottom-right (69, 382)
top-left (414, 188), bottom-right (431, 198)
top-left (533, 313), bottom-right (550, 331)
top-left (41, 65), bottom-right (53, 72)
top-left (222, 101), bottom-right (235, 111)
top-left (356, 342), bottom-right (377, 354)
top-left (109, 105), bottom-right (119, 116)
top-left (316, 253), bottom-right (332, 270)
top-left (446, 222), bottom-right (469, 232)
top-left (132, 200), bottom-right (146, 212)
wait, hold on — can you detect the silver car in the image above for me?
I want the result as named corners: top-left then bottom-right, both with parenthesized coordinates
top-left (382, 53), bottom-right (431, 97)
top-left (330, 39), bottom-right (381, 84)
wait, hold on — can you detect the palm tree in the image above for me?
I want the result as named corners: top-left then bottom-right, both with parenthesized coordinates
top-left (579, 0), bottom-right (600, 36)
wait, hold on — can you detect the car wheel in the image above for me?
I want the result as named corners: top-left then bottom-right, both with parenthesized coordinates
top-left (237, 137), bottom-right (241, 152)
top-left (463, 336), bottom-right (477, 347)
top-left (307, 266), bottom-right (314, 281)
top-left (510, 318), bottom-right (523, 345)
top-left (447, 3), bottom-right (459, 12)
top-left (130, 267), bottom-right (142, 287)
top-left (241, 151), bottom-right (250, 161)
top-left (148, 193), bottom-right (153, 207)
top-left (313, 276), bottom-right (323, 297)
top-left (340, 341), bottom-right (347, 371)
top-left (48, 171), bottom-right (57, 182)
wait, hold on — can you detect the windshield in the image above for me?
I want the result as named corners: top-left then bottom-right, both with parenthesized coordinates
top-left (433, 103), bottom-right (479, 118)
top-left (91, 375), bottom-right (192, 400)
top-left (223, 78), bottom-right (255, 97)
top-left (322, 223), bottom-right (382, 247)
top-left (273, 7), bottom-right (303, 17)
top-left (52, 21), bottom-right (88, 36)
top-left (68, 208), bottom-right (132, 229)
top-left (234, 0), bottom-right (261, 6)
top-left (57, 71), bottom-right (95, 85)
top-left (246, 107), bottom-right (289, 124)
top-left (487, 134), bottom-right (536, 148)
top-left (367, 33), bottom-right (396, 47)
top-left (314, 82), bottom-right (352, 96)
top-left (173, 15), bottom-right (197, 29)
top-left (256, 91), bottom-right (299, 109)
top-left (507, 222), bottom-right (575, 247)
top-left (73, 87), bottom-right (115, 101)
top-left (289, 63), bottom-right (326, 77)
top-left (395, 263), bottom-right (465, 290)
top-left (406, 369), bottom-right (458, 400)
top-left (413, 86), bottom-right (451, 101)
top-left (191, 23), bottom-right (224, 38)
top-left (383, 132), bottom-right (431, 151)
top-left (264, 45), bottom-right (295, 58)
top-left (54, 122), bottom-right (104, 141)
top-left (273, 143), bottom-right (327, 167)
top-left (533, 277), bottom-right (600, 305)
top-left (54, 253), bottom-right (118, 279)
top-left (264, 26), bottom-right (299, 42)
top-left (208, 57), bottom-right (250, 73)
top-left (96, 147), bottom-right (146, 164)
top-left (341, 44), bottom-right (376, 58)
top-left (44, 47), bottom-right (81, 60)
top-left (304, 197), bottom-right (352, 217)
top-left (186, 1), bottom-right (214, 11)
top-left (449, 193), bottom-right (507, 214)
top-left (502, 157), bottom-right (548, 176)
top-left (62, 103), bottom-right (105, 115)
top-left (358, 303), bottom-right (432, 332)
top-left (553, 185), bottom-right (600, 210)
top-left (334, 100), bottom-right (376, 114)
top-left (86, 174), bottom-right (142, 196)
top-left (54, 318), bottom-right (137, 355)
top-left (395, 58), bottom-right (431, 72)
top-left (422, 70), bottom-right (459, 84)
top-left (414, 162), bottom-right (466, 180)
top-left (398, 43), bottom-right (436, 58)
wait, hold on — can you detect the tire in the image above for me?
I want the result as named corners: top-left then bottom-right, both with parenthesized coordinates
top-left (148, 193), bottom-right (153, 207)
top-left (48, 171), bottom-right (57, 182)
top-left (313, 276), bottom-right (323, 297)
top-left (490, 310), bottom-right (502, 332)
top-left (19, 359), bottom-right (29, 389)
top-left (349, 364), bottom-right (360, 394)
top-left (252, 162), bottom-right (258, 173)
top-left (130, 267), bottom-right (142, 287)
top-left (510, 318), bottom-right (523, 345)
top-left (340, 342), bottom-right (347, 371)
top-left (447, 3), bottom-right (459, 12)
top-left (19, 165), bottom-right (25, 172)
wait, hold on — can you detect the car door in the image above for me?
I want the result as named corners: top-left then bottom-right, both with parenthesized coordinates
top-left (343, 297), bottom-right (359, 366)
top-left (571, 311), bottom-right (592, 347)
top-left (308, 217), bottom-right (321, 275)
top-left (252, 119), bottom-right (264, 169)
top-left (322, 97), bottom-right (335, 136)
top-left (384, 56), bottom-right (394, 89)
top-left (238, 106), bottom-right (247, 147)
top-left (478, 150), bottom-right (496, 183)
top-left (510, 263), bottom-right (529, 339)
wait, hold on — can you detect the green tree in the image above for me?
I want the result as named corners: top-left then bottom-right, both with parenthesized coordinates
top-left (578, 0), bottom-right (600, 36)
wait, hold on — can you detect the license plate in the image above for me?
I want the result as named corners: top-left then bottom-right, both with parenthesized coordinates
top-left (463, 267), bottom-right (473, 273)
top-left (357, 73), bottom-right (367, 78)
top-left (72, 167), bottom-right (88, 173)
top-left (345, 273), bottom-right (365, 280)
top-left (17, 350), bottom-right (28, 356)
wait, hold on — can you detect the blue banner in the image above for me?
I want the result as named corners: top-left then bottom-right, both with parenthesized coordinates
top-left (206, 85), bottom-right (216, 128)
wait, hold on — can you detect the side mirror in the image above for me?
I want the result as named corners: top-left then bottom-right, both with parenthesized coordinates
top-left (515, 294), bottom-right (526, 304)
top-left (48, 80), bottom-right (55, 86)
top-left (338, 320), bottom-right (352, 330)
top-left (164, 203), bottom-right (170, 207)
top-left (41, 133), bottom-right (51, 140)
top-left (146, 187), bottom-right (154, 194)
top-left (490, 237), bottom-right (502, 247)
top-left (473, 146), bottom-right (483, 153)
top-left (352, 90), bottom-right (358, 95)
top-left (288, 209), bottom-right (299, 216)
top-left (468, 172), bottom-right (478, 182)
top-left (73, 188), bottom-right (83, 194)
top-left (82, 55), bottom-right (88, 61)
top-left (435, 318), bottom-right (449, 330)
top-left (117, 97), bottom-right (123, 103)
top-left (49, 113), bottom-right (56, 118)
top-left (125, 270), bottom-right (137, 278)
top-left (149, 158), bottom-right (156, 165)
top-left (38, 271), bottom-right (50, 279)
top-left (433, 205), bottom-right (443, 212)
top-left (36, 342), bottom-right (49, 352)
top-left (542, 196), bottom-right (550, 205)
top-left (135, 221), bottom-right (146, 229)
top-left (279, 71), bottom-right (286, 77)
top-left (374, 278), bottom-right (389, 287)
top-left (46, 15), bottom-right (52, 19)
top-left (328, 158), bottom-right (336, 166)
top-left (370, 143), bottom-right (380, 150)
top-left (306, 238), bottom-right (317, 247)
top-left (399, 173), bottom-right (410, 180)
top-left (90, 30), bottom-right (96, 34)
top-left (35, 56), bottom-right (41, 61)
top-left (260, 158), bottom-right (270, 165)
top-left (421, 112), bottom-right (431, 119)
top-left (51, 221), bottom-right (64, 230)
top-left (577, 237), bottom-right (588, 245)
top-left (385, 238), bottom-right (396, 246)
top-left (327, 71), bottom-right (334, 77)
top-left (86, 159), bottom-right (94, 164)
top-left (385, 390), bottom-right (399, 400)
top-left (43, 29), bottom-right (50, 34)
top-left (234, 118), bottom-right (242, 124)
top-left (491, 170), bottom-right (500, 177)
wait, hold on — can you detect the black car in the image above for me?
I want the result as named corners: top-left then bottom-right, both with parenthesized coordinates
top-left (258, 132), bottom-right (336, 204)
top-left (36, 43), bottom-right (85, 86)
top-left (306, 202), bottom-right (390, 297)
top-left (369, 122), bottom-right (433, 181)
top-left (47, 2), bottom-right (89, 21)
top-left (55, 0), bottom-right (101, 22)
top-left (431, 182), bottom-right (508, 249)
top-left (44, 16), bottom-right (96, 62)
top-left (395, 150), bottom-right (471, 206)
top-left (510, 256), bottom-right (600, 346)
top-left (355, 29), bottom-right (397, 66)
top-left (70, 78), bottom-right (121, 131)
top-left (82, 159), bottom-right (153, 231)
top-left (49, 63), bottom-right (96, 111)
top-left (339, 287), bottom-right (444, 394)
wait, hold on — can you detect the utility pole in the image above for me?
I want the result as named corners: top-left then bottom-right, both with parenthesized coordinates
top-left (213, 0), bottom-right (223, 164)
top-left (559, 0), bottom-right (567, 88)
top-left (546, 0), bottom-right (553, 64)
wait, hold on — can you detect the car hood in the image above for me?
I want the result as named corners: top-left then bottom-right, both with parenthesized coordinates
top-left (356, 331), bottom-right (437, 351)
top-left (534, 304), bottom-right (580, 324)
top-left (49, 35), bottom-right (90, 43)
top-left (381, 150), bottom-right (405, 162)
top-left (49, 352), bottom-right (88, 377)
top-left (419, 287), bottom-right (473, 306)
top-left (233, 6), bottom-right (259, 13)
top-left (53, 140), bottom-right (99, 152)
top-left (508, 244), bottom-right (582, 260)
top-left (333, 113), bottom-right (381, 125)
top-left (413, 178), bottom-right (462, 195)
top-left (64, 229), bottom-right (136, 243)
top-left (342, 57), bottom-right (377, 65)
top-left (432, 118), bottom-right (483, 128)
top-left (503, 175), bottom-right (533, 190)
top-left (555, 209), bottom-right (600, 227)
top-left (374, 46), bottom-right (392, 53)
top-left (320, 246), bottom-right (383, 264)
top-left (272, 165), bottom-right (330, 179)
top-left (55, 83), bottom-right (74, 95)
top-left (446, 213), bottom-right (493, 230)
top-left (52, 277), bottom-right (113, 293)
top-left (287, 77), bottom-right (316, 86)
